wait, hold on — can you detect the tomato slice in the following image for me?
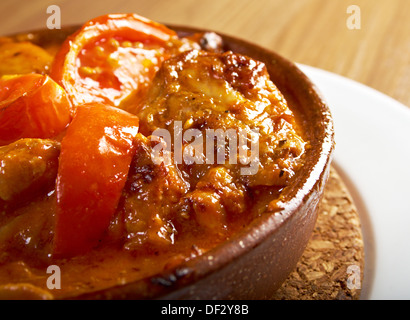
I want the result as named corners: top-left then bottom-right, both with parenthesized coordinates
top-left (53, 103), bottom-right (139, 257)
top-left (0, 74), bottom-right (72, 146)
top-left (50, 13), bottom-right (177, 113)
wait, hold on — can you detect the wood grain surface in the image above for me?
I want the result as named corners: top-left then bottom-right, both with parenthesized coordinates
top-left (0, 0), bottom-right (409, 107)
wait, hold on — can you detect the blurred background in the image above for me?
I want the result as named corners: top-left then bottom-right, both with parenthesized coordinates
top-left (0, 0), bottom-right (409, 107)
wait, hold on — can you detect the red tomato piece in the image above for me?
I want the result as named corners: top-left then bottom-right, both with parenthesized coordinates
top-left (50, 13), bottom-right (177, 112)
top-left (53, 103), bottom-right (139, 257)
top-left (0, 74), bottom-right (72, 146)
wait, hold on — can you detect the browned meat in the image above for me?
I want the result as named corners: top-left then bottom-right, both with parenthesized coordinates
top-left (0, 139), bottom-right (60, 204)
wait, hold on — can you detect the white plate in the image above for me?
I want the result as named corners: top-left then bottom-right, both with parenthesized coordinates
top-left (298, 64), bottom-right (410, 300)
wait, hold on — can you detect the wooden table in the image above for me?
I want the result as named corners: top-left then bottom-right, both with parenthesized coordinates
top-left (0, 0), bottom-right (409, 107)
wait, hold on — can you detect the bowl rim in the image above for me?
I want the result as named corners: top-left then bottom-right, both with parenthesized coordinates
top-left (6, 24), bottom-right (335, 299)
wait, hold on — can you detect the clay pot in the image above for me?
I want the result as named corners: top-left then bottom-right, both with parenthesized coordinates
top-left (11, 25), bottom-right (334, 299)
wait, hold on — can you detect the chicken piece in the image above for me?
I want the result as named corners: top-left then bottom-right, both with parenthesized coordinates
top-left (0, 139), bottom-right (60, 204)
top-left (137, 49), bottom-right (306, 187)
top-left (0, 41), bottom-right (53, 76)
top-left (107, 134), bottom-right (190, 249)
top-left (184, 167), bottom-right (248, 231)
top-left (0, 193), bottom-right (55, 263)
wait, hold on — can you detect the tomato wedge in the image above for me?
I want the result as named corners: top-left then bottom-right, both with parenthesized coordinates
top-left (50, 13), bottom-right (177, 113)
top-left (0, 74), bottom-right (72, 146)
top-left (53, 103), bottom-right (139, 257)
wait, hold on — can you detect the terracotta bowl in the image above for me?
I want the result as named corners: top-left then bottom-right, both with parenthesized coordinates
top-left (11, 25), bottom-right (335, 300)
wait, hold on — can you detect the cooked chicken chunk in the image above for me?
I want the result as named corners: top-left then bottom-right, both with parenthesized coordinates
top-left (107, 134), bottom-right (189, 249)
top-left (137, 50), bottom-right (306, 187)
top-left (0, 139), bottom-right (60, 204)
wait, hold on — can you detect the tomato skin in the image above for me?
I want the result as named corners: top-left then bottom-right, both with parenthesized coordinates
top-left (0, 74), bottom-right (72, 146)
top-left (50, 13), bottom-right (177, 111)
top-left (53, 103), bottom-right (140, 257)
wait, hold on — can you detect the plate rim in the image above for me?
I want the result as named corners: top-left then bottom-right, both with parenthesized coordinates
top-left (298, 64), bottom-right (410, 300)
